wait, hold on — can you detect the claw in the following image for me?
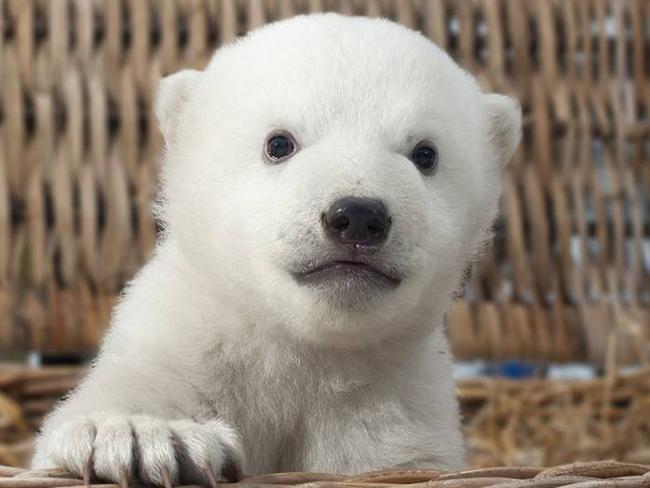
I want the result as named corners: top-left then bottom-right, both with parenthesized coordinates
top-left (221, 456), bottom-right (242, 483)
top-left (161, 466), bottom-right (173, 488)
top-left (118, 467), bottom-right (130, 488)
top-left (82, 454), bottom-right (93, 487)
top-left (204, 467), bottom-right (219, 488)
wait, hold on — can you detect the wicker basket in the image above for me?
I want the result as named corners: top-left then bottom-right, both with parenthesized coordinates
top-left (0, 0), bottom-right (648, 361)
top-left (1, 461), bottom-right (649, 488)
top-left (0, 366), bottom-right (81, 466)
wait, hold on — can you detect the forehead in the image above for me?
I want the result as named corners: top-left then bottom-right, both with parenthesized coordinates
top-left (201, 15), bottom-right (481, 136)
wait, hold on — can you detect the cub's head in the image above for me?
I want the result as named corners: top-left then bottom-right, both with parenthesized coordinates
top-left (156, 14), bottom-right (521, 347)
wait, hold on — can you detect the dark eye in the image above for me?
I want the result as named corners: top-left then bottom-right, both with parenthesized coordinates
top-left (265, 133), bottom-right (297, 162)
top-left (410, 144), bottom-right (438, 174)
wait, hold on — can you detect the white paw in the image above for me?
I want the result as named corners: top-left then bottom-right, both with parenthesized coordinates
top-left (33, 414), bottom-right (243, 486)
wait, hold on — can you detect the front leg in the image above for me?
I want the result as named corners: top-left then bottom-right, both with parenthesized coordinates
top-left (33, 344), bottom-right (246, 486)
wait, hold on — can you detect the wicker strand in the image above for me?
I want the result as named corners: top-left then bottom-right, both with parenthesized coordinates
top-left (0, 461), bottom-right (648, 488)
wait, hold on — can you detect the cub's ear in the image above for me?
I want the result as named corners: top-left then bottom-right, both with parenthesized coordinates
top-left (155, 69), bottom-right (201, 144)
top-left (484, 93), bottom-right (522, 169)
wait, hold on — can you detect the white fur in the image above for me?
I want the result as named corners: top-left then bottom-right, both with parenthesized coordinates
top-left (33, 14), bottom-right (521, 482)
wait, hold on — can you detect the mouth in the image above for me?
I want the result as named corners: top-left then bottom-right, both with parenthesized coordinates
top-left (292, 259), bottom-right (402, 289)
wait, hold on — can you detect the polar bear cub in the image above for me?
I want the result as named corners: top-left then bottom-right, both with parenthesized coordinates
top-left (33, 13), bottom-right (521, 484)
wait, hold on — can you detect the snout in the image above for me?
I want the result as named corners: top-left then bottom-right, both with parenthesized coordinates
top-left (322, 197), bottom-right (391, 249)
top-left (289, 196), bottom-right (401, 297)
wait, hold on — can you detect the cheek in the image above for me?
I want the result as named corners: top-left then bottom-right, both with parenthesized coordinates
top-left (419, 199), bottom-right (462, 258)
top-left (424, 171), bottom-right (501, 259)
top-left (217, 174), bottom-right (283, 243)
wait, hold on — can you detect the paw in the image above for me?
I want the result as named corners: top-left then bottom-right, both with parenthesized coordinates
top-left (33, 414), bottom-right (243, 486)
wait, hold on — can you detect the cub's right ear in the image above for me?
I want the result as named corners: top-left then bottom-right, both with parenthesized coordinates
top-left (484, 93), bottom-right (522, 170)
top-left (155, 69), bottom-right (201, 144)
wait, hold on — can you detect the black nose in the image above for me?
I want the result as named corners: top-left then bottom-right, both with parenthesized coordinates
top-left (323, 197), bottom-right (391, 248)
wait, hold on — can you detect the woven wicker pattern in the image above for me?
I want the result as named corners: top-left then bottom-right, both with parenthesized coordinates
top-left (0, 0), bottom-right (648, 360)
top-left (1, 461), bottom-right (649, 488)
top-left (0, 366), bottom-right (81, 466)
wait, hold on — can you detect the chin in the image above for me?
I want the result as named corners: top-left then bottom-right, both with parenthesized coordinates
top-left (274, 272), bottom-right (432, 349)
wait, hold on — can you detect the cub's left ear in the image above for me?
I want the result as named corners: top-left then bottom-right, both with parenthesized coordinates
top-left (155, 69), bottom-right (202, 144)
top-left (484, 94), bottom-right (522, 169)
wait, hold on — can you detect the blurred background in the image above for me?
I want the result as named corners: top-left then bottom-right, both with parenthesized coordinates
top-left (0, 0), bottom-right (648, 470)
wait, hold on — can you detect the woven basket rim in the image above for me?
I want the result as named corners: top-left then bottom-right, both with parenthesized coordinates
top-left (2, 461), bottom-right (649, 488)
